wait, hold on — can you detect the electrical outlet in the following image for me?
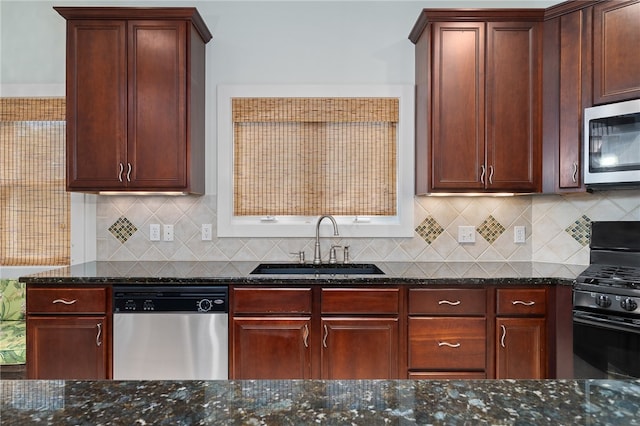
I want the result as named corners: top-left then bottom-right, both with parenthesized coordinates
top-left (201, 224), bottom-right (212, 241)
top-left (163, 224), bottom-right (174, 242)
top-left (149, 224), bottom-right (161, 241)
top-left (514, 226), bottom-right (526, 243)
top-left (458, 226), bottom-right (476, 243)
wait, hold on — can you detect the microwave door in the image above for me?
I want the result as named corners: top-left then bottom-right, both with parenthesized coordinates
top-left (584, 100), bottom-right (640, 186)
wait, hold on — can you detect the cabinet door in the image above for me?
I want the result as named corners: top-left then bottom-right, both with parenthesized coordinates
top-left (232, 317), bottom-right (311, 379)
top-left (27, 316), bottom-right (108, 379)
top-left (486, 21), bottom-right (541, 192)
top-left (321, 318), bottom-right (398, 379)
top-left (593, 1), bottom-right (640, 104)
top-left (430, 22), bottom-right (485, 191)
top-left (127, 20), bottom-right (187, 190)
top-left (66, 20), bottom-right (127, 190)
top-left (496, 317), bottom-right (546, 379)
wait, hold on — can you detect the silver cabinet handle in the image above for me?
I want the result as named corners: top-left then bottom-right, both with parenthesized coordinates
top-left (500, 324), bottom-right (506, 348)
top-left (438, 342), bottom-right (461, 348)
top-left (96, 323), bottom-right (103, 347)
top-left (52, 298), bottom-right (77, 305)
top-left (126, 163), bottom-right (132, 182)
top-left (488, 165), bottom-right (494, 185)
top-left (118, 163), bottom-right (124, 182)
top-left (438, 300), bottom-right (461, 306)
top-left (512, 300), bottom-right (535, 306)
top-left (480, 165), bottom-right (486, 184)
top-left (572, 162), bottom-right (578, 183)
top-left (303, 324), bottom-right (309, 348)
top-left (323, 324), bottom-right (328, 348)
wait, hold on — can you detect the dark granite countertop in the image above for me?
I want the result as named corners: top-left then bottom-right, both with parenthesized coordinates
top-left (2, 379), bottom-right (639, 425)
top-left (19, 261), bottom-right (582, 286)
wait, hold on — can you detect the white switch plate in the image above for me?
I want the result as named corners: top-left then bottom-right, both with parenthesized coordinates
top-left (149, 224), bottom-right (161, 241)
top-left (514, 225), bottom-right (526, 243)
top-left (201, 224), bottom-right (212, 241)
top-left (458, 226), bottom-right (476, 243)
top-left (163, 224), bottom-right (174, 241)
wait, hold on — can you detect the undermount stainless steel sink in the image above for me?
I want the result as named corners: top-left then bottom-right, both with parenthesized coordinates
top-left (250, 263), bottom-right (384, 275)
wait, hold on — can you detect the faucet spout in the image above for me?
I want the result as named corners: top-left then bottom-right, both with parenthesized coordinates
top-left (313, 215), bottom-right (339, 265)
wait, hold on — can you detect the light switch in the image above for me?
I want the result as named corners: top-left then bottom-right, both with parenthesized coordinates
top-left (149, 224), bottom-right (160, 241)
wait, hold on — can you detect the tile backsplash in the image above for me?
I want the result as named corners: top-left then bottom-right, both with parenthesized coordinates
top-left (96, 190), bottom-right (640, 266)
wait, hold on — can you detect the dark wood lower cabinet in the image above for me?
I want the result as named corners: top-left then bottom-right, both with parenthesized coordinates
top-left (27, 316), bottom-right (108, 379)
top-left (321, 318), bottom-right (398, 379)
top-left (496, 317), bottom-right (546, 379)
top-left (230, 286), bottom-right (401, 380)
top-left (232, 317), bottom-right (311, 379)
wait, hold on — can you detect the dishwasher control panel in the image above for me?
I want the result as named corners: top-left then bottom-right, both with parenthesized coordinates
top-left (113, 286), bottom-right (228, 313)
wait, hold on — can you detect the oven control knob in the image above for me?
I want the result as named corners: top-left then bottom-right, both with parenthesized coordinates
top-left (620, 298), bottom-right (638, 312)
top-left (197, 298), bottom-right (213, 312)
top-left (595, 294), bottom-right (611, 308)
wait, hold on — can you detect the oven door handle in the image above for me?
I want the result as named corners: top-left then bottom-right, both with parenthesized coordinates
top-left (573, 312), bottom-right (640, 335)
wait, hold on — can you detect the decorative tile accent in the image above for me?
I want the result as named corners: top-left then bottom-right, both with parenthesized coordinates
top-left (108, 216), bottom-right (137, 244)
top-left (415, 216), bottom-right (444, 244)
top-left (565, 214), bottom-right (591, 247)
top-left (478, 215), bottom-right (505, 244)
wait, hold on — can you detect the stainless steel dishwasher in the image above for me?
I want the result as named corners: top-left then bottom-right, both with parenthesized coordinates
top-left (113, 285), bottom-right (228, 380)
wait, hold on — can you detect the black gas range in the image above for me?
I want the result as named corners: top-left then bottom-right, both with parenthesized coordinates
top-left (573, 221), bottom-right (640, 379)
top-left (574, 221), bottom-right (640, 320)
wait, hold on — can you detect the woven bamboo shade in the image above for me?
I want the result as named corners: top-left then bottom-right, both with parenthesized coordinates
top-left (233, 98), bottom-right (398, 216)
top-left (1, 98), bottom-right (69, 266)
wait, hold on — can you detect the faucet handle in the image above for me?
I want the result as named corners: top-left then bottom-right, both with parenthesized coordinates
top-left (343, 246), bottom-right (350, 264)
top-left (329, 245), bottom-right (340, 264)
top-left (290, 251), bottom-right (305, 264)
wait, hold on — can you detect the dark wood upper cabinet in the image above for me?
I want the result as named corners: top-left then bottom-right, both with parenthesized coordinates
top-left (54, 7), bottom-right (211, 194)
top-left (542, 2), bottom-right (594, 193)
top-left (593, 0), bottom-right (640, 104)
top-left (410, 10), bottom-right (543, 194)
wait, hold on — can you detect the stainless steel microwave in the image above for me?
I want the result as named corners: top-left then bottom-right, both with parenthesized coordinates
top-left (584, 99), bottom-right (640, 188)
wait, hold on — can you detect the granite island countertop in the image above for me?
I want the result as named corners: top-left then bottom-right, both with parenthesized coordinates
top-left (1, 379), bottom-right (639, 425)
top-left (18, 261), bottom-right (584, 286)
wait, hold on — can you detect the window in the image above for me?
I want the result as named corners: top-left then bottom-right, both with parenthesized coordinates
top-left (217, 86), bottom-right (414, 238)
top-left (0, 98), bottom-right (70, 266)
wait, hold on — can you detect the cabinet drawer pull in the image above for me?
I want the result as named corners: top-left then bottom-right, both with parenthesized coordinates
top-left (572, 162), bottom-right (578, 183)
top-left (96, 323), bottom-right (103, 347)
top-left (303, 324), bottom-right (309, 348)
top-left (438, 341), bottom-right (461, 348)
top-left (488, 165), bottom-right (494, 185)
top-left (438, 300), bottom-right (461, 306)
top-left (118, 162), bottom-right (124, 182)
top-left (52, 298), bottom-right (77, 305)
top-left (512, 300), bottom-right (535, 306)
top-left (500, 324), bottom-right (506, 348)
top-left (480, 165), bottom-right (486, 184)
top-left (126, 163), bottom-right (132, 182)
top-left (323, 324), bottom-right (328, 348)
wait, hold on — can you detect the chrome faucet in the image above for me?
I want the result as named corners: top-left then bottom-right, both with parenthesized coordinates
top-left (313, 215), bottom-right (339, 265)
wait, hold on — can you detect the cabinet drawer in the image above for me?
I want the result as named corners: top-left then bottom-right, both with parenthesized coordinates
top-left (233, 288), bottom-right (312, 314)
top-left (409, 317), bottom-right (486, 370)
top-left (496, 288), bottom-right (546, 315)
top-left (409, 288), bottom-right (486, 315)
top-left (321, 288), bottom-right (398, 314)
top-left (27, 287), bottom-right (108, 314)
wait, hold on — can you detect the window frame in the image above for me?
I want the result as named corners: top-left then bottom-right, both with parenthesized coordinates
top-left (216, 85), bottom-right (414, 238)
